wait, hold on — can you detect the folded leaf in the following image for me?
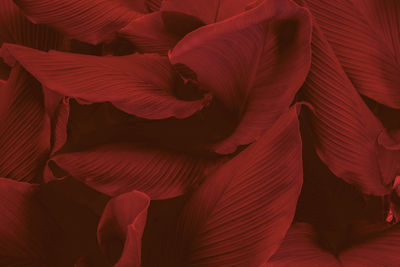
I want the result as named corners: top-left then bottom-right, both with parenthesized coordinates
top-left (119, 12), bottom-right (179, 55)
top-left (299, 20), bottom-right (400, 195)
top-left (266, 223), bottom-right (341, 267)
top-left (98, 190), bottom-right (150, 266)
top-left (0, 0), bottom-right (65, 50)
top-left (0, 178), bottom-right (65, 266)
top-left (13, 0), bottom-right (141, 45)
top-left (0, 65), bottom-right (50, 182)
top-left (161, 0), bottom-right (253, 25)
top-left (171, 105), bottom-right (303, 266)
top-left (170, 0), bottom-right (311, 154)
top-left (304, 0), bottom-right (400, 108)
top-left (46, 143), bottom-right (216, 199)
top-left (2, 43), bottom-right (210, 119)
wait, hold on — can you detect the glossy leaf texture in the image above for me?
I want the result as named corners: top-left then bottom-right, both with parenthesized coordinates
top-left (119, 12), bottom-right (180, 55)
top-left (0, 178), bottom-right (65, 266)
top-left (0, 65), bottom-right (50, 182)
top-left (2, 43), bottom-right (210, 120)
top-left (0, 0), bottom-right (65, 51)
top-left (298, 17), bottom-right (400, 195)
top-left (46, 143), bottom-right (217, 199)
top-left (304, 0), bottom-right (400, 108)
top-left (98, 190), bottom-right (150, 266)
top-left (267, 222), bottom-right (400, 267)
top-left (12, 0), bottom-right (141, 45)
top-left (170, 0), bottom-right (312, 154)
top-left (170, 105), bottom-right (303, 266)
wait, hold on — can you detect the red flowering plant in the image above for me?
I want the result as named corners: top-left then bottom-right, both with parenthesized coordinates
top-left (0, 0), bottom-right (399, 266)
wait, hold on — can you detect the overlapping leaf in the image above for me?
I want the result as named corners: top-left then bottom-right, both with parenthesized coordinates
top-left (171, 105), bottom-right (303, 266)
top-left (0, 178), bottom-right (65, 266)
top-left (170, 0), bottom-right (311, 154)
top-left (2, 43), bottom-right (210, 119)
top-left (299, 19), bottom-right (400, 195)
top-left (119, 12), bottom-right (179, 55)
top-left (161, 0), bottom-right (253, 25)
top-left (267, 222), bottom-right (400, 267)
top-left (0, 0), bottom-right (64, 51)
top-left (98, 190), bottom-right (150, 267)
top-left (0, 65), bottom-right (50, 182)
top-left (46, 143), bottom-right (216, 199)
top-left (266, 223), bottom-right (341, 267)
top-left (12, 0), bottom-right (141, 45)
top-left (304, 0), bottom-right (400, 108)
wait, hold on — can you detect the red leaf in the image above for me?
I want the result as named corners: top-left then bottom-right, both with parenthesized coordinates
top-left (340, 224), bottom-right (400, 266)
top-left (267, 222), bottom-right (400, 266)
top-left (0, 178), bottom-right (65, 266)
top-left (97, 190), bottom-right (150, 266)
top-left (266, 223), bottom-right (340, 267)
top-left (115, 0), bottom-right (162, 13)
top-left (2, 44), bottom-right (210, 119)
top-left (171, 105), bottom-right (303, 266)
top-left (304, 0), bottom-right (400, 109)
top-left (12, 0), bottom-right (141, 45)
top-left (170, 0), bottom-right (312, 154)
top-left (0, 65), bottom-right (50, 182)
top-left (299, 18), bottom-right (400, 195)
top-left (161, 0), bottom-right (254, 25)
top-left (119, 12), bottom-right (179, 55)
top-left (0, 0), bottom-right (65, 50)
top-left (46, 143), bottom-right (217, 200)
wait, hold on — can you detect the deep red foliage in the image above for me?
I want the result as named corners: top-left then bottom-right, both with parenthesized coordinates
top-left (0, 0), bottom-right (399, 266)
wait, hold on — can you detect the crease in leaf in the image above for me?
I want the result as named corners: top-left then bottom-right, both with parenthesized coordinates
top-left (1, 43), bottom-right (211, 120)
top-left (170, 0), bottom-right (312, 154)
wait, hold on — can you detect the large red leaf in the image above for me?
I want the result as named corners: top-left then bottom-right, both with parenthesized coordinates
top-left (170, 0), bottom-right (311, 154)
top-left (119, 12), bottom-right (179, 55)
top-left (46, 143), bottom-right (217, 200)
top-left (97, 190), bottom-right (150, 266)
top-left (0, 178), bottom-right (66, 266)
top-left (299, 18), bottom-right (400, 195)
top-left (12, 0), bottom-right (141, 45)
top-left (0, 0), bottom-right (65, 51)
top-left (304, 0), bottom-right (400, 109)
top-left (2, 43), bottom-right (210, 119)
top-left (170, 105), bottom-right (303, 266)
top-left (0, 65), bottom-right (50, 182)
